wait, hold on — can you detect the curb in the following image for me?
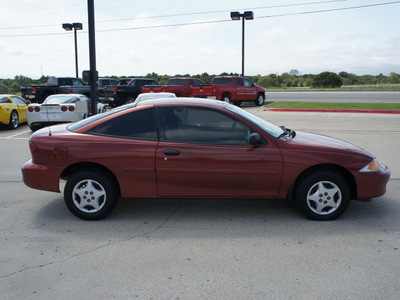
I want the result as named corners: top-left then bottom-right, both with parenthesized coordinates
top-left (265, 108), bottom-right (400, 114)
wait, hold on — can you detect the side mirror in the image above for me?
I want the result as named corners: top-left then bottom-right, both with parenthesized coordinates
top-left (249, 132), bottom-right (262, 146)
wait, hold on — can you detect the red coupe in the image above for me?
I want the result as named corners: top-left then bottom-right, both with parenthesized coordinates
top-left (22, 98), bottom-right (390, 220)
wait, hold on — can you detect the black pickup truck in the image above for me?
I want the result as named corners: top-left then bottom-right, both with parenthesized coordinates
top-left (60, 78), bottom-right (118, 99)
top-left (102, 78), bottom-right (160, 107)
top-left (21, 77), bottom-right (87, 103)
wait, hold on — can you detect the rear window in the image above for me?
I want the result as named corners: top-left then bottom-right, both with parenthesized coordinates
top-left (212, 77), bottom-right (233, 85)
top-left (85, 108), bottom-right (157, 141)
top-left (168, 79), bottom-right (186, 86)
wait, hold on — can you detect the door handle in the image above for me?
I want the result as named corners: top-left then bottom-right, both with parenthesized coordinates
top-left (164, 149), bottom-right (180, 156)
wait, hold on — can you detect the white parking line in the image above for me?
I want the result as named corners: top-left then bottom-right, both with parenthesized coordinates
top-left (5, 130), bottom-right (31, 139)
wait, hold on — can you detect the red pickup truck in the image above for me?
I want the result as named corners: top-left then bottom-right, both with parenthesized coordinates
top-left (190, 76), bottom-right (266, 106)
top-left (142, 77), bottom-right (204, 97)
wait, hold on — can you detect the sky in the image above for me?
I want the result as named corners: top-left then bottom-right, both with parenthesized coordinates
top-left (1, 0), bottom-right (400, 79)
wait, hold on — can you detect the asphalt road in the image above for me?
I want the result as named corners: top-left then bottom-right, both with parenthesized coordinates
top-left (266, 90), bottom-right (400, 103)
top-left (1, 104), bottom-right (399, 299)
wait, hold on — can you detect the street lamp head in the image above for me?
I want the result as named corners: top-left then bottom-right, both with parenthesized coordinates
top-left (230, 11), bottom-right (241, 21)
top-left (72, 23), bottom-right (83, 30)
top-left (244, 11), bottom-right (254, 20)
top-left (62, 23), bottom-right (73, 31)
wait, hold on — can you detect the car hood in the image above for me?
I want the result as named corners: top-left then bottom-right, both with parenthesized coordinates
top-left (280, 131), bottom-right (373, 158)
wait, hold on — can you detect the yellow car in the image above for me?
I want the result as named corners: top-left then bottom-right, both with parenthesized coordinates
top-left (0, 94), bottom-right (29, 129)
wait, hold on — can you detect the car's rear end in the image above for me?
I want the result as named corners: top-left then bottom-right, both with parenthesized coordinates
top-left (27, 103), bottom-right (83, 130)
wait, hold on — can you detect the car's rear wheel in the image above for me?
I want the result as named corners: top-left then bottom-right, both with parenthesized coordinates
top-left (221, 94), bottom-right (230, 103)
top-left (295, 171), bottom-right (350, 220)
top-left (8, 111), bottom-right (19, 129)
top-left (64, 171), bottom-right (118, 220)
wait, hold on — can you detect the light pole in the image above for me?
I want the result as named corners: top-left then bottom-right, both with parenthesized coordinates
top-left (230, 11), bottom-right (254, 77)
top-left (62, 22), bottom-right (83, 78)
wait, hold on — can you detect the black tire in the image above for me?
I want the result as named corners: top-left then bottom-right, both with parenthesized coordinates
top-left (64, 171), bottom-right (118, 220)
top-left (255, 93), bottom-right (265, 106)
top-left (29, 124), bottom-right (42, 132)
top-left (233, 101), bottom-right (242, 106)
top-left (295, 171), bottom-right (350, 220)
top-left (8, 111), bottom-right (19, 129)
top-left (221, 94), bottom-right (230, 104)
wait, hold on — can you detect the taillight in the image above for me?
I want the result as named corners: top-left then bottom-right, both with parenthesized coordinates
top-left (29, 141), bottom-right (38, 153)
top-left (68, 106), bottom-right (75, 111)
top-left (34, 107), bottom-right (40, 112)
top-left (69, 88), bottom-right (73, 94)
top-left (32, 87), bottom-right (36, 93)
top-left (61, 106), bottom-right (68, 112)
top-left (113, 87), bottom-right (117, 94)
top-left (28, 107), bottom-right (34, 112)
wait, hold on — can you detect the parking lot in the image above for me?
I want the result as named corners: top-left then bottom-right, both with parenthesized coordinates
top-left (1, 108), bottom-right (399, 299)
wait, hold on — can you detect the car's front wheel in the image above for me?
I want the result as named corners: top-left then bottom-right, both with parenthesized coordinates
top-left (8, 111), bottom-right (19, 129)
top-left (64, 171), bottom-right (118, 220)
top-left (295, 171), bottom-right (350, 220)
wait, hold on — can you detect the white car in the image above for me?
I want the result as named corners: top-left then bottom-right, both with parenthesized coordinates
top-left (134, 92), bottom-right (176, 105)
top-left (27, 94), bottom-right (105, 131)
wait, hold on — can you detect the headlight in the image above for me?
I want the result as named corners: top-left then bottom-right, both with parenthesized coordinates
top-left (359, 158), bottom-right (381, 173)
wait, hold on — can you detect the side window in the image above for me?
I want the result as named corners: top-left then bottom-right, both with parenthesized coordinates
top-left (157, 106), bottom-right (253, 145)
top-left (235, 78), bottom-right (244, 86)
top-left (195, 79), bottom-right (203, 85)
top-left (244, 78), bottom-right (253, 87)
top-left (0, 97), bottom-right (12, 103)
top-left (86, 108), bottom-right (157, 141)
top-left (188, 79), bottom-right (195, 86)
top-left (73, 79), bottom-right (83, 86)
top-left (11, 96), bottom-right (26, 105)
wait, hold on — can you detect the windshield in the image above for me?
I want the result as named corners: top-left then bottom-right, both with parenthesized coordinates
top-left (44, 95), bottom-right (80, 104)
top-left (225, 104), bottom-right (284, 138)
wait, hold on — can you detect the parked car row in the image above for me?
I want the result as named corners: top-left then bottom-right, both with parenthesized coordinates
top-left (21, 77), bottom-right (118, 104)
top-left (20, 75), bottom-right (266, 108)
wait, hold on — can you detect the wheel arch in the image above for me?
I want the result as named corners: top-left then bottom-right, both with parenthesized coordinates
top-left (289, 163), bottom-right (357, 202)
top-left (60, 162), bottom-right (121, 196)
top-left (220, 92), bottom-right (231, 100)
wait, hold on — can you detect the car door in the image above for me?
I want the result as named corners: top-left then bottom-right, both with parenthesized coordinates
top-left (243, 78), bottom-right (257, 99)
top-left (155, 105), bottom-right (283, 198)
top-left (11, 96), bottom-right (28, 123)
top-left (84, 107), bottom-right (159, 198)
top-left (234, 77), bottom-right (246, 100)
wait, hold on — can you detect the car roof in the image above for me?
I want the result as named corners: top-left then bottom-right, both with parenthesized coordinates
top-left (136, 97), bottom-right (226, 108)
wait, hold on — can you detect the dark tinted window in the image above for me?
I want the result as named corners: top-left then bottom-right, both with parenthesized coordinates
top-left (86, 108), bottom-right (157, 140)
top-left (168, 79), bottom-right (186, 86)
top-left (58, 78), bottom-right (74, 85)
top-left (157, 106), bottom-right (254, 145)
top-left (194, 79), bottom-right (203, 85)
top-left (235, 78), bottom-right (244, 86)
top-left (0, 97), bottom-right (11, 103)
top-left (212, 77), bottom-right (233, 85)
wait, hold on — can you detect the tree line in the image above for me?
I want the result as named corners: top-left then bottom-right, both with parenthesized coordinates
top-left (1, 71), bottom-right (400, 94)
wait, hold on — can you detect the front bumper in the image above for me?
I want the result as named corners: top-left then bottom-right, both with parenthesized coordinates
top-left (353, 163), bottom-right (391, 199)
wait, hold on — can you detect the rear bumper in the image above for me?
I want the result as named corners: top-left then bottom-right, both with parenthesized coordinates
top-left (353, 164), bottom-right (391, 199)
top-left (21, 159), bottom-right (63, 193)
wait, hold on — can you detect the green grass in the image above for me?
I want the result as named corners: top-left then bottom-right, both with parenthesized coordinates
top-left (265, 101), bottom-right (400, 110)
